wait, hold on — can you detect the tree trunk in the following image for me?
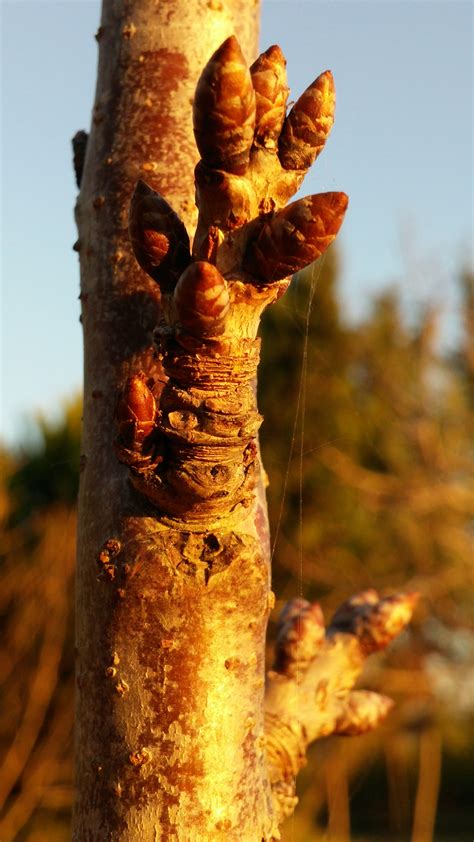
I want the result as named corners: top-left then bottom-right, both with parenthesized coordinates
top-left (75, 3), bottom-right (271, 838)
top-left (74, 2), bottom-right (416, 838)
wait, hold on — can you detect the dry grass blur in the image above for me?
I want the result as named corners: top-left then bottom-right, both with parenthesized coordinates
top-left (0, 505), bottom-right (75, 841)
top-left (0, 266), bottom-right (472, 840)
top-left (0, 406), bottom-right (79, 841)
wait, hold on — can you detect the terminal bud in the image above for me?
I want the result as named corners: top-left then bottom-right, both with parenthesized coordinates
top-left (193, 36), bottom-right (256, 174)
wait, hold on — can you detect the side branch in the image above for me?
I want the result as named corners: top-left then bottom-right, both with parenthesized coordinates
top-left (265, 590), bottom-right (419, 824)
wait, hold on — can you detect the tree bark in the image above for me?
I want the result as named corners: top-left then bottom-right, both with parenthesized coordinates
top-left (74, 2), bottom-right (416, 838)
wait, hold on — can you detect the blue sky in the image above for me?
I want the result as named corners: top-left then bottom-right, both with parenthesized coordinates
top-left (1, 1), bottom-right (472, 445)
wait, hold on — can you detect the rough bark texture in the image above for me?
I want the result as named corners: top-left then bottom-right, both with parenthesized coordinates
top-left (74, 3), bottom-right (416, 839)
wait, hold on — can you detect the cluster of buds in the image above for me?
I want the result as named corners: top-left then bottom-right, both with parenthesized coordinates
top-left (273, 590), bottom-right (418, 681)
top-left (126, 36), bottom-right (348, 338)
top-left (191, 35), bottom-right (348, 287)
top-left (266, 589), bottom-right (418, 764)
top-left (328, 590), bottom-right (419, 735)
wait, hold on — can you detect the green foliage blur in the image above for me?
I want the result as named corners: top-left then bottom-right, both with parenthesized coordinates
top-left (0, 258), bottom-right (472, 840)
top-left (6, 398), bottom-right (82, 526)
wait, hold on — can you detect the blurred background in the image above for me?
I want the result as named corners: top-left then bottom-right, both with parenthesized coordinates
top-left (1, 1), bottom-right (472, 840)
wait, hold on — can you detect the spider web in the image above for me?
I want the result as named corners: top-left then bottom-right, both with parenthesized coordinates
top-left (268, 254), bottom-right (328, 842)
top-left (270, 254), bottom-right (328, 600)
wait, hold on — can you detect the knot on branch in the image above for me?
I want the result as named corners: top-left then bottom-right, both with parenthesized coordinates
top-left (115, 333), bottom-right (262, 525)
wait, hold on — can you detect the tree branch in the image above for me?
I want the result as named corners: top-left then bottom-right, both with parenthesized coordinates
top-left (265, 590), bottom-right (419, 824)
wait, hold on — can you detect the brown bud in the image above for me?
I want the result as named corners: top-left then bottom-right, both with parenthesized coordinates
top-left (193, 36), bottom-right (256, 175)
top-left (274, 598), bottom-right (325, 675)
top-left (244, 192), bottom-right (348, 282)
top-left (116, 373), bottom-right (156, 452)
top-left (250, 44), bottom-right (289, 150)
top-left (279, 70), bottom-right (335, 171)
top-left (334, 690), bottom-right (394, 736)
top-left (129, 180), bottom-right (191, 292)
top-left (329, 591), bottom-right (419, 656)
top-left (173, 261), bottom-right (230, 338)
top-left (72, 130), bottom-right (88, 188)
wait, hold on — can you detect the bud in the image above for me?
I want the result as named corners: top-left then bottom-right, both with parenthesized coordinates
top-left (243, 192), bottom-right (348, 282)
top-left (250, 44), bottom-right (289, 150)
top-left (193, 36), bottom-right (256, 175)
top-left (116, 373), bottom-right (157, 451)
top-left (173, 261), bottom-right (230, 338)
top-left (274, 597), bottom-right (325, 676)
top-left (72, 130), bottom-right (88, 188)
top-left (279, 70), bottom-right (335, 171)
top-left (129, 180), bottom-right (191, 292)
top-left (334, 690), bottom-right (394, 736)
top-left (277, 596), bottom-right (310, 627)
top-left (329, 590), bottom-right (419, 655)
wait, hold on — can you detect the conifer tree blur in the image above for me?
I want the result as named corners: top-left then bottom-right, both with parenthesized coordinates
top-left (260, 257), bottom-right (473, 620)
top-left (258, 257), bottom-right (474, 838)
